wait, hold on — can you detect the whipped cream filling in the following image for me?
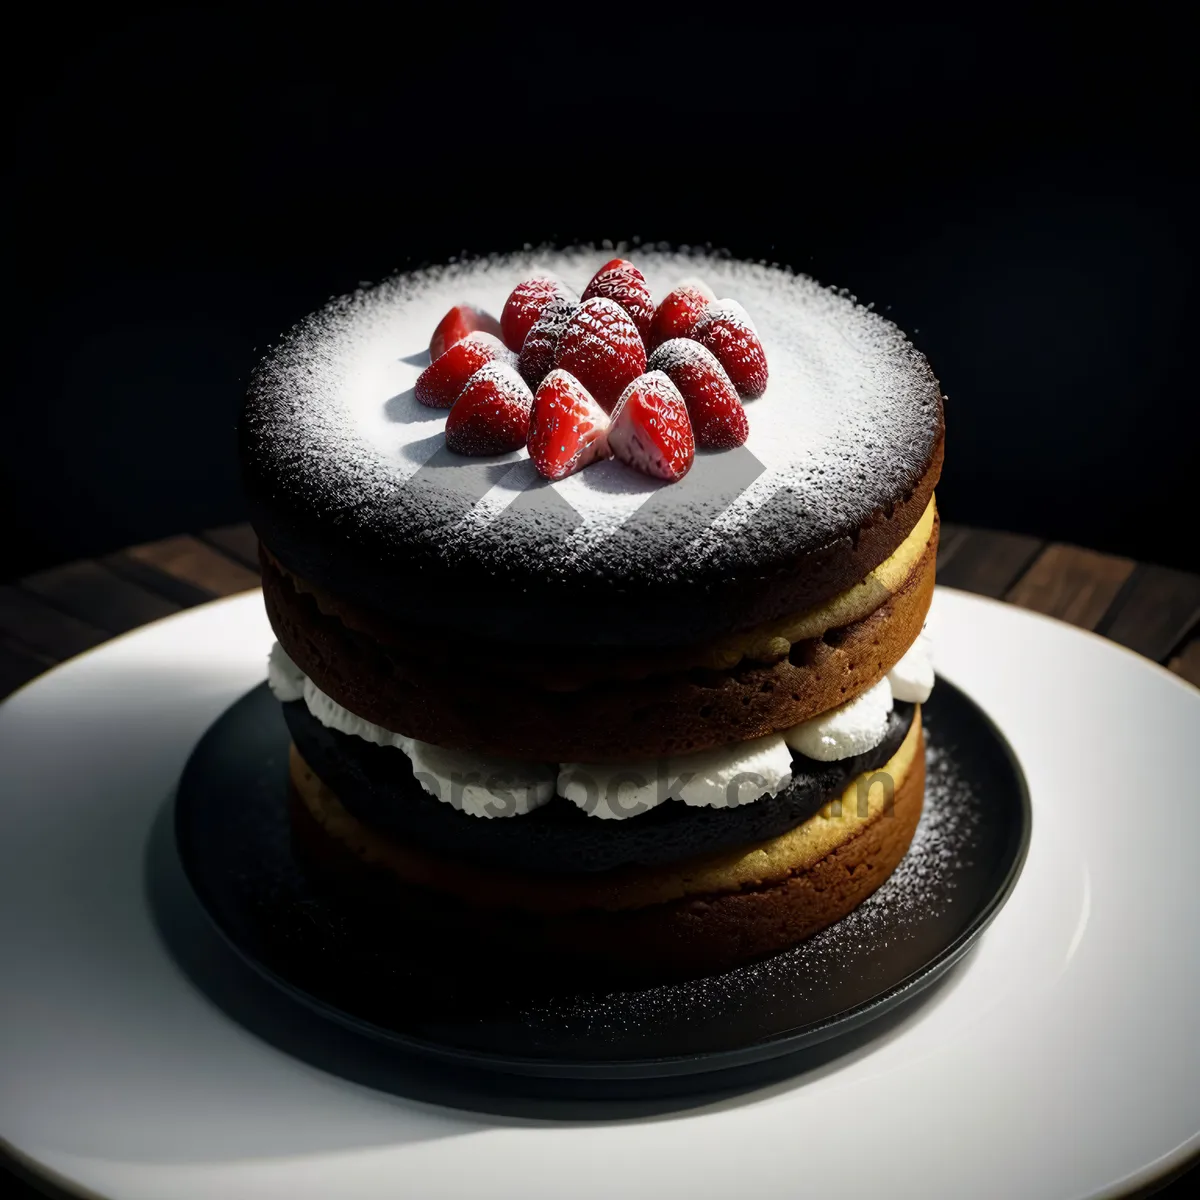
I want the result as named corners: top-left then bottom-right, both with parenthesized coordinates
top-left (406, 741), bottom-right (556, 819)
top-left (267, 641), bottom-right (307, 703)
top-left (887, 626), bottom-right (934, 702)
top-left (784, 676), bottom-right (896, 762)
top-left (267, 632), bottom-right (934, 819)
top-left (785, 625), bottom-right (935, 761)
top-left (270, 644), bottom-right (554, 818)
top-left (558, 734), bottom-right (795, 821)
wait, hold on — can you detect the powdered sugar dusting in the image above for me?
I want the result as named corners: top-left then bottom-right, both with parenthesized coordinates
top-left (243, 246), bottom-right (941, 589)
top-left (552, 296), bottom-right (646, 412)
top-left (794, 732), bottom-right (983, 959)
top-left (516, 292), bottom-right (576, 388)
top-left (675, 276), bottom-right (716, 301)
top-left (524, 723), bottom-right (985, 1035)
top-left (581, 258), bottom-right (655, 338)
top-left (705, 297), bottom-right (756, 332)
top-left (455, 459), bottom-right (542, 530)
top-left (647, 336), bottom-right (726, 375)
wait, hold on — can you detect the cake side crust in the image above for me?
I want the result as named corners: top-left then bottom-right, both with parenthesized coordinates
top-left (288, 722), bottom-right (925, 976)
top-left (265, 519), bottom-right (936, 761)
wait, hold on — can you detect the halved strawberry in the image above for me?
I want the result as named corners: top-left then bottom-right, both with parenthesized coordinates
top-left (445, 361), bottom-right (534, 456)
top-left (517, 294), bottom-right (578, 391)
top-left (528, 370), bottom-right (612, 480)
top-left (692, 300), bottom-right (768, 398)
top-left (416, 332), bottom-right (513, 408)
top-left (429, 304), bottom-right (503, 361)
top-left (607, 371), bottom-right (695, 481)
top-left (647, 278), bottom-right (714, 350)
top-left (581, 258), bottom-right (655, 342)
top-left (552, 297), bottom-right (647, 413)
top-left (501, 276), bottom-right (577, 352)
top-left (648, 339), bottom-right (748, 449)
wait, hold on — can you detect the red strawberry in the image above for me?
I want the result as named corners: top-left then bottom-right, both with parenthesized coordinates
top-left (581, 258), bottom-right (655, 342)
top-left (429, 304), bottom-right (502, 361)
top-left (648, 339), bottom-right (748, 449)
top-left (647, 278), bottom-right (715, 350)
top-left (607, 371), bottom-right (695, 482)
top-left (445, 362), bottom-right (534, 456)
top-left (692, 300), bottom-right (769, 398)
top-left (416, 332), bottom-right (513, 408)
top-left (517, 293), bottom-right (578, 390)
top-left (552, 297), bottom-right (647, 413)
top-left (528, 370), bottom-right (612, 480)
top-left (501, 276), bottom-right (577, 353)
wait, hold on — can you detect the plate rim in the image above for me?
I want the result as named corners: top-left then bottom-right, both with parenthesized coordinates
top-left (4, 587), bottom-right (1199, 1199)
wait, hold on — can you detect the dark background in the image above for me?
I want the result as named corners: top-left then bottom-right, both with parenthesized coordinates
top-left (6, 12), bottom-right (1197, 580)
top-left (3, 15), bottom-right (1199, 1198)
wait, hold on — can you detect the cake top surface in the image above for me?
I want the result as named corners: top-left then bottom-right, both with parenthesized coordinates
top-left (242, 247), bottom-right (943, 641)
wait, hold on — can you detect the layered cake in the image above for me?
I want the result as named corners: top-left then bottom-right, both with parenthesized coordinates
top-left (240, 247), bottom-right (944, 979)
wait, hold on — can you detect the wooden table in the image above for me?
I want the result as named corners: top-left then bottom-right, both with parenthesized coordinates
top-left (1, 522), bottom-right (1198, 1200)
top-left (2, 522), bottom-right (1198, 699)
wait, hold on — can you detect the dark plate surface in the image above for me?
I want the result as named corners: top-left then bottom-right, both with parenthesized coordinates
top-left (175, 677), bottom-right (1029, 1084)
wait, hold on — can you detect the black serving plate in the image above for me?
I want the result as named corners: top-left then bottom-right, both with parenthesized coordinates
top-left (174, 678), bottom-right (1029, 1090)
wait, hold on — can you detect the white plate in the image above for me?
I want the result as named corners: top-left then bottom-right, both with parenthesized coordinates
top-left (1, 588), bottom-right (1197, 1200)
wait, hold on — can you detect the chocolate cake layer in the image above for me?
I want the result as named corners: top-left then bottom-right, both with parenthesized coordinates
top-left (283, 698), bottom-right (916, 874)
top-left (264, 521), bottom-right (935, 761)
top-left (262, 498), bottom-right (938, 690)
top-left (241, 248), bottom-right (944, 648)
top-left (288, 723), bottom-right (925, 978)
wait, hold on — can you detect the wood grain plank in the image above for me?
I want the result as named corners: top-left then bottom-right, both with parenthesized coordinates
top-left (935, 522), bottom-right (969, 572)
top-left (0, 586), bottom-right (109, 661)
top-left (0, 636), bottom-right (55, 700)
top-left (200, 523), bottom-right (261, 572)
top-left (935, 528), bottom-right (1045, 598)
top-left (20, 560), bottom-right (180, 635)
top-left (1005, 544), bottom-right (1136, 631)
top-left (1169, 639), bottom-right (1200, 689)
top-left (1098, 565), bottom-right (1200, 663)
top-left (120, 535), bottom-right (260, 598)
top-left (102, 552), bottom-right (216, 608)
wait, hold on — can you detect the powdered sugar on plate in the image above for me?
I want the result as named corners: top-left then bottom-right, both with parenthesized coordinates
top-left (525, 721), bottom-right (986, 1036)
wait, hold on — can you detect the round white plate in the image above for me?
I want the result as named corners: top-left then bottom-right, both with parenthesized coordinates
top-left (1, 588), bottom-right (1197, 1200)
